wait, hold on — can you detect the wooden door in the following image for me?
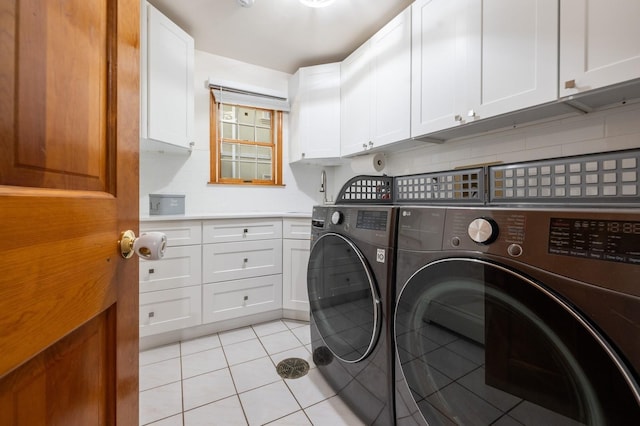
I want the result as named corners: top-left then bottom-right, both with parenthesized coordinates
top-left (0, 0), bottom-right (140, 425)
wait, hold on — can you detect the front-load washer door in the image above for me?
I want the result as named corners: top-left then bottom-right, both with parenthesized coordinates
top-left (395, 258), bottom-right (640, 425)
top-left (307, 233), bottom-right (381, 363)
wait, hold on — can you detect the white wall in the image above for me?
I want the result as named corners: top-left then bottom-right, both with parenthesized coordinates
top-left (333, 100), bottom-right (640, 189)
top-left (140, 50), bottom-right (330, 216)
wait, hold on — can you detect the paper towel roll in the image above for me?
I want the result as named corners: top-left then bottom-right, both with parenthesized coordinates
top-left (350, 153), bottom-right (386, 174)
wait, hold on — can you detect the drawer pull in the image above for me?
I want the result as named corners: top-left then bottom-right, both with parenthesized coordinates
top-left (149, 268), bottom-right (155, 274)
top-left (243, 295), bottom-right (248, 301)
top-left (243, 228), bottom-right (248, 237)
top-left (243, 258), bottom-right (248, 263)
top-left (148, 311), bottom-right (155, 318)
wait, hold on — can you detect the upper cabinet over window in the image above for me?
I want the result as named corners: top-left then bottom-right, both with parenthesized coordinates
top-left (411, 0), bottom-right (558, 138)
top-left (559, 0), bottom-right (640, 99)
top-left (141, 2), bottom-right (195, 152)
top-left (341, 6), bottom-right (411, 157)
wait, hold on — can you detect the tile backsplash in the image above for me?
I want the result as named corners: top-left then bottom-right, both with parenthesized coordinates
top-left (382, 100), bottom-right (640, 177)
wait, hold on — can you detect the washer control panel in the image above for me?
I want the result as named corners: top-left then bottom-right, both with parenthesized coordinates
top-left (467, 217), bottom-right (499, 245)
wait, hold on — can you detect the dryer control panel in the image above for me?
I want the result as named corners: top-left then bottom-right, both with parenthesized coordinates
top-left (311, 205), bottom-right (397, 248)
top-left (548, 217), bottom-right (640, 265)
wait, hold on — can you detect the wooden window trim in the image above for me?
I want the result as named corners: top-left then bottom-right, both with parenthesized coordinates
top-left (209, 91), bottom-right (283, 186)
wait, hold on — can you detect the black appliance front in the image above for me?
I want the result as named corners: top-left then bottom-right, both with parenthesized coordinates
top-left (394, 206), bottom-right (640, 425)
top-left (308, 205), bottom-right (396, 425)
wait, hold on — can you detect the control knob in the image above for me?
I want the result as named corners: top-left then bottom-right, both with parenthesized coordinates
top-left (331, 211), bottom-right (343, 225)
top-left (468, 217), bottom-right (498, 245)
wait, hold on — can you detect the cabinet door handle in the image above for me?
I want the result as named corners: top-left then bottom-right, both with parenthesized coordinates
top-left (243, 295), bottom-right (248, 301)
top-left (149, 268), bottom-right (155, 274)
top-left (454, 114), bottom-right (464, 123)
top-left (362, 143), bottom-right (368, 150)
top-left (148, 311), bottom-right (155, 318)
top-left (565, 79), bottom-right (576, 89)
top-left (368, 141), bottom-right (373, 148)
top-left (467, 110), bottom-right (476, 118)
top-left (243, 228), bottom-right (248, 237)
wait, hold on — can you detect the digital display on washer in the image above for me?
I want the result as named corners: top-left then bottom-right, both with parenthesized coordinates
top-left (356, 210), bottom-right (388, 231)
top-left (548, 218), bottom-right (640, 264)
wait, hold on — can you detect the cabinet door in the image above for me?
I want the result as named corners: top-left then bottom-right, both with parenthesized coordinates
top-left (341, 42), bottom-right (372, 156)
top-left (476, 0), bottom-right (558, 118)
top-left (282, 239), bottom-right (310, 312)
top-left (142, 3), bottom-right (194, 149)
top-left (139, 286), bottom-right (202, 337)
top-left (289, 64), bottom-right (341, 162)
top-left (411, 0), bottom-right (475, 137)
top-left (560, 0), bottom-right (640, 98)
top-left (370, 6), bottom-right (411, 148)
top-left (202, 239), bottom-right (283, 283)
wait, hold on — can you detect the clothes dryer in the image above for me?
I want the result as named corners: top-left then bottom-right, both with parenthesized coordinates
top-left (394, 205), bottom-right (640, 425)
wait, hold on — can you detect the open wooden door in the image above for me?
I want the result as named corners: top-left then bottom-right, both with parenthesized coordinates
top-left (0, 0), bottom-right (140, 424)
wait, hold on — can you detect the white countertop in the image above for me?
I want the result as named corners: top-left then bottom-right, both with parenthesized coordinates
top-left (140, 211), bottom-right (312, 222)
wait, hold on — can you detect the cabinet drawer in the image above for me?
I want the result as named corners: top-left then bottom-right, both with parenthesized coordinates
top-left (202, 275), bottom-right (283, 323)
top-left (202, 219), bottom-right (282, 243)
top-left (203, 239), bottom-right (283, 283)
top-left (283, 218), bottom-right (311, 240)
top-left (140, 220), bottom-right (202, 246)
top-left (139, 245), bottom-right (201, 293)
top-left (139, 286), bottom-right (201, 337)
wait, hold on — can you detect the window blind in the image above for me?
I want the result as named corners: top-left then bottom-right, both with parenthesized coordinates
top-left (208, 78), bottom-right (289, 112)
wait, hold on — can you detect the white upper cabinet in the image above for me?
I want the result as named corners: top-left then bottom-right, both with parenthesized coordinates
top-left (288, 63), bottom-right (341, 164)
top-left (341, 41), bottom-right (373, 156)
top-left (370, 7), bottom-right (412, 149)
top-left (341, 7), bottom-right (411, 157)
top-left (141, 2), bottom-right (195, 151)
top-left (411, 0), bottom-right (558, 138)
top-left (560, 0), bottom-right (640, 98)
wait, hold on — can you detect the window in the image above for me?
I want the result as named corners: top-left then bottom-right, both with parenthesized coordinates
top-left (209, 92), bottom-right (283, 185)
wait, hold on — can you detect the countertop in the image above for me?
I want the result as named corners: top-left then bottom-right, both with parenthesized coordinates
top-left (140, 211), bottom-right (312, 222)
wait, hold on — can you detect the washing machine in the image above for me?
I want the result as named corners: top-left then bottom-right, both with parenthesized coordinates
top-left (307, 200), bottom-right (397, 425)
top-left (393, 151), bottom-right (640, 425)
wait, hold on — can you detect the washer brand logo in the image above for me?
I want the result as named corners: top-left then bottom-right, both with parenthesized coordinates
top-left (376, 248), bottom-right (386, 263)
top-left (402, 210), bottom-right (412, 217)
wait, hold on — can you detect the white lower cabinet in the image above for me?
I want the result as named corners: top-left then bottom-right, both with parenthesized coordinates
top-left (139, 220), bottom-right (203, 337)
top-left (139, 216), bottom-right (310, 340)
top-left (139, 286), bottom-right (201, 337)
top-left (282, 218), bottom-right (311, 315)
top-left (282, 239), bottom-right (310, 312)
top-left (201, 218), bottom-right (284, 325)
top-left (202, 275), bottom-right (283, 323)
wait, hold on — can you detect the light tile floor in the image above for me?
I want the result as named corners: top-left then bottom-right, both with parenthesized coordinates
top-left (139, 319), bottom-right (365, 426)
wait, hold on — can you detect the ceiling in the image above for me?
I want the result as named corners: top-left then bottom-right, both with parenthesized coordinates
top-left (147, 0), bottom-right (414, 74)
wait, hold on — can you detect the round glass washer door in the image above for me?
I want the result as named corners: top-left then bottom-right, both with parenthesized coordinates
top-left (307, 233), bottom-right (381, 363)
top-left (395, 258), bottom-right (640, 425)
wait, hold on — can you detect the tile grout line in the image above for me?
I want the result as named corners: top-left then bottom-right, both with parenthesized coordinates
top-left (217, 333), bottom-right (251, 426)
